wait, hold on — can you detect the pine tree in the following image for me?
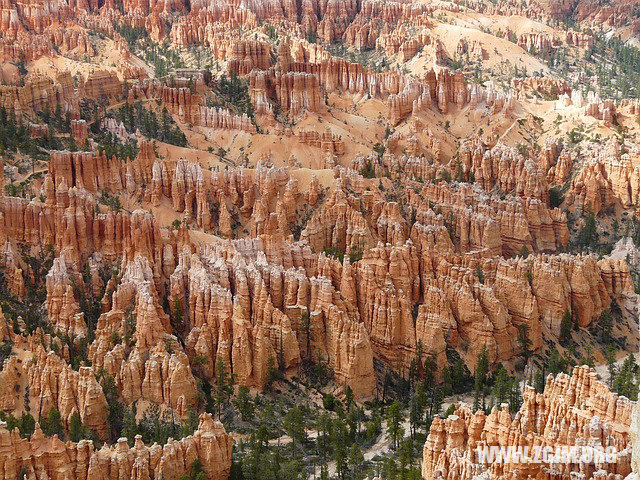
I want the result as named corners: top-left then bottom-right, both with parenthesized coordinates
top-left (265, 356), bottom-right (277, 390)
top-left (517, 324), bottom-right (533, 364)
top-left (509, 380), bottom-right (522, 413)
top-left (450, 359), bottom-right (471, 394)
top-left (171, 298), bottom-right (185, 340)
top-left (233, 386), bottom-right (254, 421)
top-left (283, 407), bottom-right (306, 456)
top-left (440, 364), bottom-right (453, 396)
top-left (20, 412), bottom-right (35, 438)
top-left (613, 354), bottom-right (638, 400)
top-left (598, 309), bottom-right (614, 343)
top-left (548, 348), bottom-right (566, 375)
top-left (605, 345), bottom-right (617, 388)
top-left (578, 205), bottom-right (597, 250)
top-left (348, 443), bottom-right (364, 477)
top-left (409, 383), bottom-right (427, 438)
top-left (122, 405), bottom-right (138, 444)
top-left (474, 345), bottom-right (489, 411)
top-left (534, 367), bottom-right (546, 393)
top-left (560, 309), bottom-right (573, 344)
top-left (476, 264), bottom-right (485, 284)
top-left (423, 354), bottom-right (437, 386)
top-left (344, 385), bottom-right (354, 411)
top-left (346, 404), bottom-right (362, 441)
top-left (69, 411), bottom-right (83, 442)
top-left (385, 401), bottom-right (404, 449)
top-left (300, 312), bottom-right (311, 359)
top-left (332, 416), bottom-right (349, 480)
top-left (315, 413), bottom-right (333, 462)
top-left (426, 386), bottom-right (443, 433)
top-left (491, 365), bottom-right (511, 406)
top-left (214, 358), bottom-right (234, 418)
top-left (42, 406), bottom-right (64, 439)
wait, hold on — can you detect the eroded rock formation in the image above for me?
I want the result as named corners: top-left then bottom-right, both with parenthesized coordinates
top-left (0, 413), bottom-right (232, 480)
top-left (423, 366), bottom-right (634, 480)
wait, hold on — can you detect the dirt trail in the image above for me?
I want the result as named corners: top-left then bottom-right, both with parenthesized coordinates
top-left (309, 417), bottom-right (413, 478)
top-left (304, 390), bottom-right (475, 478)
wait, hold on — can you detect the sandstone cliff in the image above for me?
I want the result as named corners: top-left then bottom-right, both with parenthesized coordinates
top-left (423, 365), bottom-right (634, 480)
top-left (0, 413), bottom-right (232, 480)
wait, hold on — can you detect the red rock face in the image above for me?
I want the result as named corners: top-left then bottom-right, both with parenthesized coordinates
top-left (565, 28), bottom-right (594, 49)
top-left (128, 83), bottom-right (257, 131)
top-left (0, 185), bottom-right (164, 266)
top-left (245, 44), bottom-right (474, 125)
top-left (249, 68), bottom-right (325, 118)
top-left (48, 25), bottom-right (95, 55)
top-left (0, 0), bottom-right (637, 466)
top-left (78, 70), bottom-right (122, 99)
top-left (512, 77), bottom-right (572, 98)
top-left (297, 129), bottom-right (345, 156)
top-left (564, 137), bottom-right (640, 215)
top-left (573, 0), bottom-right (638, 30)
top-left (1, 134), bottom-right (633, 400)
top-left (107, 156), bottom-right (621, 381)
top-left (70, 119), bottom-right (88, 146)
top-left (341, 0), bottom-right (431, 51)
top-left (0, 72), bottom-right (76, 117)
top-left (422, 366), bottom-right (633, 480)
top-left (463, 143), bottom-right (550, 201)
top-left (518, 32), bottom-right (553, 55)
top-left (49, 150), bottom-right (125, 193)
top-left (227, 40), bottom-right (273, 75)
top-left (46, 256), bottom-right (87, 338)
top-left (0, 413), bottom-right (232, 480)
top-left (26, 347), bottom-right (109, 439)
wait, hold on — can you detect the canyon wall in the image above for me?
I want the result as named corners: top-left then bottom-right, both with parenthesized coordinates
top-left (0, 413), bottom-right (232, 480)
top-left (423, 366), bottom-right (634, 480)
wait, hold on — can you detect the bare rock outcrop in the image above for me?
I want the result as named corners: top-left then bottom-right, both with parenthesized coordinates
top-left (0, 413), bottom-right (232, 480)
top-left (423, 366), bottom-right (634, 480)
top-left (26, 346), bottom-right (109, 440)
